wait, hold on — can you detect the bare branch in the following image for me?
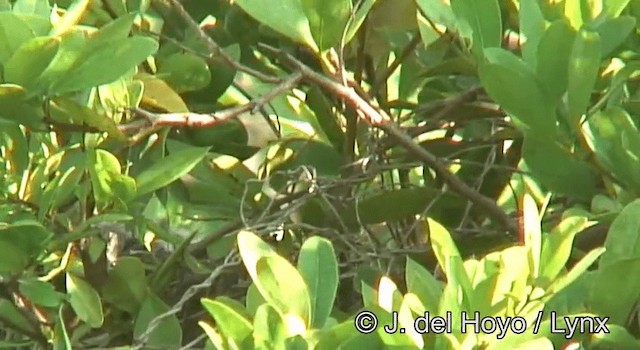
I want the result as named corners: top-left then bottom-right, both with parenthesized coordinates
top-left (119, 72), bottom-right (303, 134)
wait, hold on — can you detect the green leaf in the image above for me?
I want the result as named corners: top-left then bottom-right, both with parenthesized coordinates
top-left (4, 36), bottom-right (59, 93)
top-left (0, 12), bottom-right (37, 64)
top-left (50, 0), bottom-right (90, 35)
top-left (343, 0), bottom-right (376, 44)
top-left (19, 278), bottom-right (64, 308)
top-left (593, 16), bottom-right (636, 58)
top-left (12, 0), bottom-right (51, 16)
top-left (297, 236), bottom-right (338, 328)
top-left (255, 256), bottom-right (312, 331)
top-left (0, 220), bottom-right (52, 274)
top-left (536, 20), bottom-right (576, 104)
top-left (583, 107), bottom-right (640, 192)
top-left (590, 324), bottom-right (640, 350)
top-left (599, 199), bottom-right (640, 267)
top-left (539, 216), bottom-right (591, 284)
top-left (479, 48), bottom-right (556, 135)
top-left (416, 0), bottom-right (457, 30)
top-left (590, 258), bottom-right (640, 324)
top-left (428, 218), bottom-right (462, 275)
top-left (157, 52), bottom-right (211, 93)
top-left (237, 230), bottom-right (281, 282)
top-left (0, 299), bottom-right (35, 334)
top-left (87, 148), bottom-right (136, 209)
top-left (266, 139), bottom-right (342, 176)
top-left (450, 0), bottom-right (502, 56)
top-left (522, 135), bottom-right (598, 201)
top-left (50, 36), bottom-right (158, 94)
top-left (102, 257), bottom-right (149, 314)
top-left (301, 0), bottom-right (351, 51)
top-left (306, 87), bottom-right (345, 152)
top-left (405, 258), bottom-right (442, 310)
top-left (133, 294), bottom-right (182, 349)
top-left (341, 187), bottom-right (463, 229)
top-left (566, 29), bottom-right (601, 126)
top-left (523, 194), bottom-right (542, 278)
top-left (49, 97), bottom-right (125, 140)
top-left (519, 0), bottom-right (546, 67)
top-left (602, 0), bottom-right (631, 18)
top-left (201, 297), bottom-right (253, 345)
top-left (66, 273), bottom-right (104, 328)
top-left (233, 0), bottom-right (317, 50)
top-left (135, 145), bottom-right (210, 196)
top-left (253, 304), bottom-right (288, 348)
top-left (548, 247), bottom-right (605, 294)
top-left (564, 0), bottom-right (586, 29)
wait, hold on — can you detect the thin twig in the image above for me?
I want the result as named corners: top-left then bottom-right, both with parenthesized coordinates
top-left (158, 0), bottom-right (282, 84)
top-left (133, 252), bottom-right (240, 349)
top-left (258, 44), bottom-right (516, 233)
top-left (371, 31), bottom-right (422, 94)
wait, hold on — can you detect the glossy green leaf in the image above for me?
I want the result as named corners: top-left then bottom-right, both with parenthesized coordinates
top-left (4, 36), bottom-right (59, 93)
top-left (297, 236), bottom-right (338, 328)
top-left (255, 255), bottom-right (312, 330)
top-left (590, 258), bottom-right (640, 324)
top-left (66, 273), bottom-right (104, 328)
top-left (519, 0), bottom-right (545, 67)
top-left (133, 294), bottom-right (182, 349)
top-left (593, 16), bottom-right (635, 58)
top-left (548, 247), bottom-right (605, 294)
top-left (87, 148), bottom-right (136, 209)
top-left (602, 0), bottom-right (631, 18)
top-left (539, 216), bottom-right (591, 284)
top-left (51, 36), bottom-right (158, 94)
top-left (450, 0), bottom-right (502, 56)
top-left (233, 0), bottom-right (317, 50)
top-left (253, 304), bottom-right (288, 348)
top-left (567, 29), bottom-right (601, 126)
top-left (523, 194), bottom-right (541, 278)
top-left (102, 257), bottom-right (149, 314)
top-left (201, 297), bottom-right (253, 344)
top-left (480, 48), bottom-right (556, 135)
top-left (237, 230), bottom-right (281, 284)
top-left (522, 135), bottom-right (598, 201)
top-left (536, 20), bottom-right (576, 104)
top-left (564, 0), bottom-right (586, 29)
top-left (301, 0), bottom-right (351, 51)
top-left (19, 278), bottom-right (64, 308)
top-left (0, 12), bottom-right (36, 64)
top-left (135, 145), bottom-right (210, 196)
top-left (428, 218), bottom-right (461, 275)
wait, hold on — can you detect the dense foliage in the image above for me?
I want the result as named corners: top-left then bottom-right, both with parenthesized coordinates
top-left (2, 0), bottom-right (640, 349)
